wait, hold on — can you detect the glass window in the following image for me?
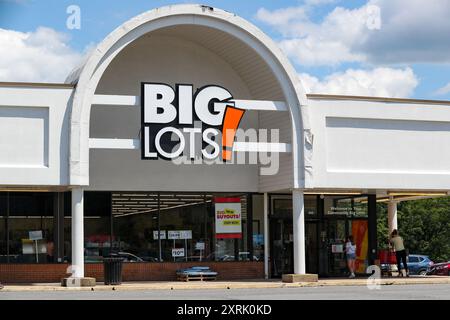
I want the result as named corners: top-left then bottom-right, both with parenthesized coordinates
top-left (84, 192), bottom-right (111, 263)
top-left (8, 192), bottom-right (54, 263)
top-left (408, 256), bottom-right (419, 263)
top-left (252, 194), bottom-right (264, 261)
top-left (112, 193), bottom-right (162, 262)
top-left (305, 196), bottom-right (318, 217)
top-left (272, 198), bottom-right (291, 219)
top-left (272, 196), bottom-right (317, 218)
top-left (0, 193), bottom-right (6, 263)
top-left (63, 192), bottom-right (72, 263)
top-left (212, 194), bottom-right (249, 262)
top-left (159, 193), bottom-right (211, 262)
top-left (85, 192), bottom-right (256, 264)
top-left (324, 195), bottom-right (368, 218)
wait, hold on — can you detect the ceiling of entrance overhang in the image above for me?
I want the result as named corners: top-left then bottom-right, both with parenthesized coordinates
top-left (151, 25), bottom-right (284, 100)
top-left (122, 24), bottom-right (285, 101)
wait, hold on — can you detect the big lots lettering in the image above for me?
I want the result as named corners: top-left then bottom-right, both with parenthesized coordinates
top-left (141, 83), bottom-right (245, 160)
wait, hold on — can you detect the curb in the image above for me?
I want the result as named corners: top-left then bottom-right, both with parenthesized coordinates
top-left (1, 278), bottom-right (449, 292)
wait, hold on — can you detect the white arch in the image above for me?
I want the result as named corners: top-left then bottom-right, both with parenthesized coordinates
top-left (67, 4), bottom-right (312, 188)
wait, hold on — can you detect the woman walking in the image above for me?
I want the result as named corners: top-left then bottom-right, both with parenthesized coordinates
top-left (345, 235), bottom-right (356, 278)
top-left (390, 229), bottom-right (409, 277)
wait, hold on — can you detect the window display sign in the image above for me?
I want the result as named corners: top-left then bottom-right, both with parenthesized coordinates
top-left (22, 239), bottom-right (46, 254)
top-left (195, 242), bottom-right (205, 250)
top-left (327, 207), bottom-right (355, 216)
top-left (332, 244), bottom-right (344, 253)
top-left (352, 220), bottom-right (369, 273)
top-left (171, 248), bottom-right (185, 258)
top-left (215, 197), bottom-right (242, 239)
top-left (168, 230), bottom-right (192, 240)
top-left (153, 230), bottom-right (166, 240)
top-left (29, 230), bottom-right (43, 241)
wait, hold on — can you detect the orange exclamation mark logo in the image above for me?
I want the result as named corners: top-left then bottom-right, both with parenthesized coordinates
top-left (222, 106), bottom-right (245, 161)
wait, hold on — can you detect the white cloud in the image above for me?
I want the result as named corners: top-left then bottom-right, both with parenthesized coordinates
top-left (304, 0), bottom-right (337, 6)
top-left (279, 37), bottom-right (364, 66)
top-left (256, 7), bottom-right (308, 29)
top-left (300, 67), bottom-right (418, 98)
top-left (256, 0), bottom-right (450, 66)
top-left (0, 27), bottom-right (83, 82)
top-left (434, 82), bottom-right (450, 96)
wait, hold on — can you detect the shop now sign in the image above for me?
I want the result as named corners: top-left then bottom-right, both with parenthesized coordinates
top-left (141, 83), bottom-right (245, 161)
top-left (215, 197), bottom-right (242, 239)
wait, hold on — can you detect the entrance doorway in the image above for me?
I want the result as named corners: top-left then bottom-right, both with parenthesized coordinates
top-left (318, 217), bottom-right (369, 277)
top-left (269, 194), bottom-right (372, 278)
top-left (269, 195), bottom-right (319, 277)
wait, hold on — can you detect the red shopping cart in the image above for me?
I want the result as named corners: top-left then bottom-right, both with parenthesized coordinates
top-left (378, 249), bottom-right (397, 277)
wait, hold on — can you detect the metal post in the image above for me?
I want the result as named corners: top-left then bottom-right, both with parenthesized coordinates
top-left (53, 192), bottom-right (65, 263)
top-left (292, 189), bottom-right (306, 274)
top-left (246, 194), bottom-right (254, 261)
top-left (263, 193), bottom-right (269, 279)
top-left (71, 187), bottom-right (84, 278)
top-left (368, 194), bottom-right (378, 266)
top-left (157, 193), bottom-right (162, 262)
top-left (6, 192), bottom-right (10, 263)
top-left (110, 192), bottom-right (113, 253)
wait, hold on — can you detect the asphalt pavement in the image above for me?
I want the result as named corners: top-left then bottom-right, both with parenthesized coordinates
top-left (0, 284), bottom-right (449, 300)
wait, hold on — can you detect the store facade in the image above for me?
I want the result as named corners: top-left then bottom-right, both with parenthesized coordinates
top-left (1, 4), bottom-right (450, 284)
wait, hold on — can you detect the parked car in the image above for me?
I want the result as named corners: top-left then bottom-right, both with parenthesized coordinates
top-left (407, 254), bottom-right (434, 275)
top-left (109, 251), bottom-right (144, 262)
top-left (204, 251), bottom-right (259, 261)
top-left (427, 261), bottom-right (450, 276)
top-left (219, 252), bottom-right (260, 261)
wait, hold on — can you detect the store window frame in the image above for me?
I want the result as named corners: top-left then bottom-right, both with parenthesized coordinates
top-left (0, 191), bottom-right (64, 264)
top-left (105, 191), bottom-right (259, 263)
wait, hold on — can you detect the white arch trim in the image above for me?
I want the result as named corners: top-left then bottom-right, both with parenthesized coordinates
top-left (68, 4), bottom-right (313, 188)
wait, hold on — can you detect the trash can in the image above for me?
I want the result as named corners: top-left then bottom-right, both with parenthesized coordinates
top-left (103, 256), bottom-right (124, 285)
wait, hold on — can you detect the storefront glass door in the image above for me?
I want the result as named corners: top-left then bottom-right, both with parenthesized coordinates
top-left (323, 218), bottom-right (347, 276)
top-left (320, 195), bottom-right (370, 277)
top-left (269, 196), bottom-right (319, 277)
top-left (270, 217), bottom-right (293, 277)
top-left (269, 194), bottom-right (370, 278)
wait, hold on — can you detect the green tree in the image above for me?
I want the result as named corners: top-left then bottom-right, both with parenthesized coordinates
top-left (376, 203), bottom-right (389, 250)
top-left (376, 197), bottom-right (450, 262)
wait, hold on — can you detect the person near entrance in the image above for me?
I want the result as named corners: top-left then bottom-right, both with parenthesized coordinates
top-left (390, 229), bottom-right (409, 277)
top-left (345, 236), bottom-right (356, 278)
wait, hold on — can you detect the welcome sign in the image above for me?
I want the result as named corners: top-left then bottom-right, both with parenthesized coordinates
top-left (214, 197), bottom-right (242, 239)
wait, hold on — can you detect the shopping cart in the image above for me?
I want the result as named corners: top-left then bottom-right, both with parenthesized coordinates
top-left (378, 249), bottom-right (397, 277)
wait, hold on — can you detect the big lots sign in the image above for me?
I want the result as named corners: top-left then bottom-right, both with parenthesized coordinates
top-left (141, 83), bottom-right (245, 161)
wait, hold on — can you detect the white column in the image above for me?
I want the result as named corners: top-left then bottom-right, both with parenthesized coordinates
top-left (72, 187), bottom-right (85, 278)
top-left (263, 193), bottom-right (269, 279)
top-left (388, 198), bottom-right (398, 235)
top-left (292, 189), bottom-right (306, 274)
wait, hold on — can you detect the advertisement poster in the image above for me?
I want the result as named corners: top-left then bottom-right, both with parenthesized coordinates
top-left (352, 220), bottom-right (368, 273)
top-left (215, 197), bottom-right (242, 239)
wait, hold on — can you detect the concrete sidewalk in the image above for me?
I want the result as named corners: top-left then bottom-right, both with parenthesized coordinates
top-left (1, 276), bottom-right (449, 292)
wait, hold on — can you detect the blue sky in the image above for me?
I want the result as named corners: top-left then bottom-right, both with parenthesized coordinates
top-left (1, 0), bottom-right (450, 100)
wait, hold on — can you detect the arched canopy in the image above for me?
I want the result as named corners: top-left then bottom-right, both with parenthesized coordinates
top-left (67, 4), bottom-right (312, 188)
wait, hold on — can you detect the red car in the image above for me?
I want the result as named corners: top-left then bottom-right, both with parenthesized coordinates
top-left (428, 261), bottom-right (450, 276)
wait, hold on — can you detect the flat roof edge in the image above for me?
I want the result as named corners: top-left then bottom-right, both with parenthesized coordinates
top-left (306, 93), bottom-right (450, 106)
top-left (0, 81), bottom-right (75, 89)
